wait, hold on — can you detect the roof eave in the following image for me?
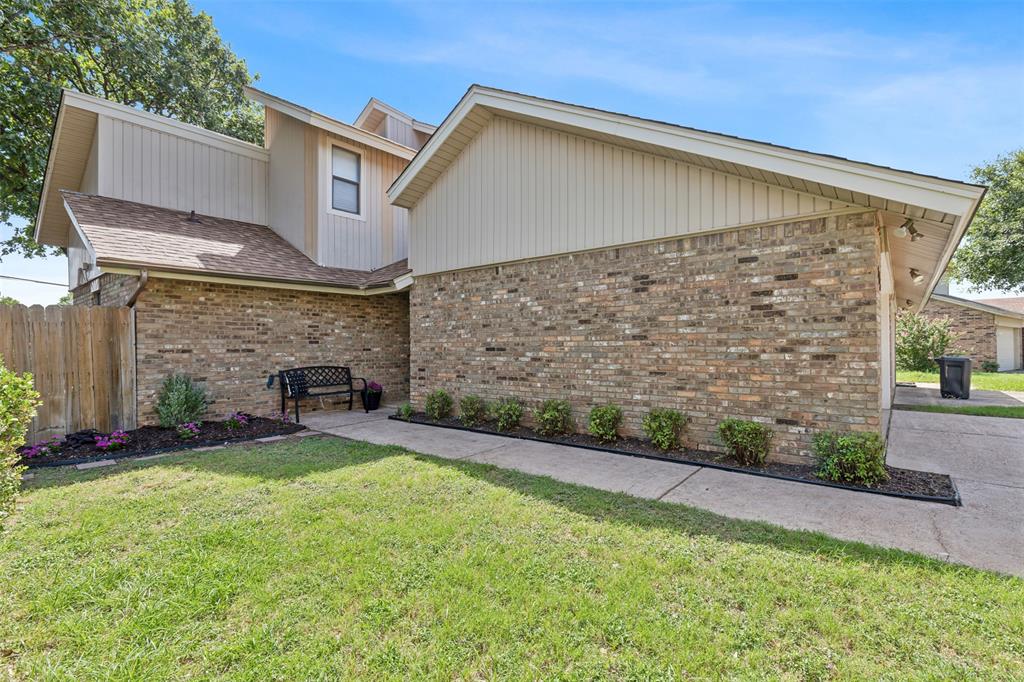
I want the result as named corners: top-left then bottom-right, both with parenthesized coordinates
top-left (390, 86), bottom-right (985, 214)
top-left (34, 90), bottom-right (68, 246)
top-left (916, 186), bottom-right (987, 313)
top-left (247, 86), bottom-right (417, 160)
top-left (97, 259), bottom-right (405, 296)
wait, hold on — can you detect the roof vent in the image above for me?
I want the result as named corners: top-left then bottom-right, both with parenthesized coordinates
top-left (186, 210), bottom-right (202, 224)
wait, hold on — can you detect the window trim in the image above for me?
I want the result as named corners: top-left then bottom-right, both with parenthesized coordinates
top-left (327, 142), bottom-right (365, 220)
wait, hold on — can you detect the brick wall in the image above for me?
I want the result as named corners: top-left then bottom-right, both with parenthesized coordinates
top-left (920, 299), bottom-right (997, 367)
top-left (81, 275), bottom-right (409, 422)
top-left (72, 273), bottom-right (138, 307)
top-left (410, 213), bottom-right (881, 463)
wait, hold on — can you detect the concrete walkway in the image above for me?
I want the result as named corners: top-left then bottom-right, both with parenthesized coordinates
top-left (301, 408), bottom-right (1024, 576)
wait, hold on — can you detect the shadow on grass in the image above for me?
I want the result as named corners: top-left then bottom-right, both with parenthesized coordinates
top-left (22, 434), bottom-right (983, 576)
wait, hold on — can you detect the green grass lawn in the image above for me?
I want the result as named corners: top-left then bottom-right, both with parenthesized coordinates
top-left (895, 404), bottom-right (1024, 419)
top-left (897, 370), bottom-right (1024, 392)
top-left (2, 438), bottom-right (1022, 679)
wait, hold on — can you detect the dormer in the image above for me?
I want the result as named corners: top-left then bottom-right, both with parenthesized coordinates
top-left (246, 87), bottom-right (434, 271)
top-left (354, 98), bottom-right (436, 150)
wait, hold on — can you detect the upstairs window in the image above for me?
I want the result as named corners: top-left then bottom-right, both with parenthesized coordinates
top-left (331, 146), bottom-right (361, 215)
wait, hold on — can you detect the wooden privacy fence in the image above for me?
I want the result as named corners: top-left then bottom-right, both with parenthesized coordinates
top-left (0, 304), bottom-right (135, 444)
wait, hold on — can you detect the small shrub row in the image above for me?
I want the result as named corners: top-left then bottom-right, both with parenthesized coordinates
top-left (405, 390), bottom-right (888, 486)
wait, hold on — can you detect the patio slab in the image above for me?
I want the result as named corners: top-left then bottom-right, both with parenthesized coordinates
top-left (304, 409), bottom-right (1023, 576)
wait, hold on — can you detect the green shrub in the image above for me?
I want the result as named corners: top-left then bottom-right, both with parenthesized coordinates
top-left (459, 395), bottom-right (489, 427)
top-left (718, 418), bottom-right (773, 466)
top-left (981, 360), bottom-right (1000, 373)
top-left (1, 358), bottom-right (41, 524)
top-left (895, 312), bottom-right (962, 372)
top-left (533, 399), bottom-right (573, 437)
top-left (642, 409), bottom-right (687, 451)
top-left (155, 374), bottom-right (207, 428)
top-left (814, 431), bottom-right (889, 486)
top-left (588, 405), bottom-right (623, 443)
top-left (494, 398), bottom-right (524, 431)
top-left (424, 389), bottom-right (453, 421)
top-left (396, 402), bottom-right (414, 422)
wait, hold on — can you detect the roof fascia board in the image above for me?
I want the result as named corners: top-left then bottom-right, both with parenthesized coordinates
top-left (247, 87), bottom-right (416, 160)
top-left (63, 90), bottom-right (268, 161)
top-left (929, 292), bottom-right (1024, 320)
top-left (62, 197), bottom-right (98, 258)
top-left (411, 120), bottom-right (437, 134)
top-left (391, 87), bottom-right (984, 216)
top-left (480, 91), bottom-right (983, 214)
top-left (388, 88), bottom-right (478, 202)
top-left (99, 264), bottom-right (402, 296)
top-left (34, 90), bottom-right (68, 242)
top-left (355, 97), bottom-right (413, 127)
top-left (916, 189), bottom-right (986, 313)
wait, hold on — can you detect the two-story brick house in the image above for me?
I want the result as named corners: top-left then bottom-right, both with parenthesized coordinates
top-left (36, 85), bottom-right (987, 462)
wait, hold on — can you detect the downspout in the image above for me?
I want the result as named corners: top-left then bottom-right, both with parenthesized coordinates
top-left (124, 269), bottom-right (147, 433)
top-left (125, 269), bottom-right (149, 307)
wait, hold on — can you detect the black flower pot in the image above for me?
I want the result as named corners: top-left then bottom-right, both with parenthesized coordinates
top-left (362, 389), bottom-right (382, 411)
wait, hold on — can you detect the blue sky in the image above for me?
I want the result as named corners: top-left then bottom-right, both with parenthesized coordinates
top-left (3, 0), bottom-right (1023, 304)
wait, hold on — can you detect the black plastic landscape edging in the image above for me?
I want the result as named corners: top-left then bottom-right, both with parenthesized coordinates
top-left (23, 427), bottom-right (308, 469)
top-left (389, 415), bottom-right (962, 507)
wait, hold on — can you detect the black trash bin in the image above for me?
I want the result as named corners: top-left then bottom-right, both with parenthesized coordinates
top-left (936, 356), bottom-right (972, 399)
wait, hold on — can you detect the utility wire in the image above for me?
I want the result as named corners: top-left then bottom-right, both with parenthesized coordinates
top-left (0, 274), bottom-right (66, 287)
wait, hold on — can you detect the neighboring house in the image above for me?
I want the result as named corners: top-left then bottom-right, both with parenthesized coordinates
top-left (922, 283), bottom-right (1024, 371)
top-left (37, 89), bottom-right (432, 417)
top-left (37, 84), bottom-right (987, 462)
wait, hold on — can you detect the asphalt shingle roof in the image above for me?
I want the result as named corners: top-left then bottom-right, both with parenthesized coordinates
top-left (62, 192), bottom-right (409, 290)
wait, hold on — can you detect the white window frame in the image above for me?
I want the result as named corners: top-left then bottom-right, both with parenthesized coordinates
top-left (326, 141), bottom-right (365, 221)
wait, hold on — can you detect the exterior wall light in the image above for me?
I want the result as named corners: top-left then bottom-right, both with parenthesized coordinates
top-left (894, 219), bottom-right (913, 238)
top-left (910, 268), bottom-right (925, 285)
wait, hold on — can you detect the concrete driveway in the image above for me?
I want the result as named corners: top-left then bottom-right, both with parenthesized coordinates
top-left (302, 407), bottom-right (1024, 576)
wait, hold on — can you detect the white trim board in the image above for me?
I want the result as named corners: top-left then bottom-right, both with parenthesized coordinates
top-left (247, 87), bottom-right (417, 161)
top-left (390, 86), bottom-right (985, 215)
top-left (63, 90), bottom-right (268, 161)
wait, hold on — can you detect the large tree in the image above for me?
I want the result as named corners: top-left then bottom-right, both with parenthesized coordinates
top-left (949, 149), bottom-right (1024, 294)
top-left (0, 0), bottom-right (263, 258)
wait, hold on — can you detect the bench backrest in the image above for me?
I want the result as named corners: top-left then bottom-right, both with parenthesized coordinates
top-left (280, 366), bottom-right (352, 397)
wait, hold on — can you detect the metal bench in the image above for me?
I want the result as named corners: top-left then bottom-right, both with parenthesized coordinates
top-left (277, 366), bottom-right (366, 423)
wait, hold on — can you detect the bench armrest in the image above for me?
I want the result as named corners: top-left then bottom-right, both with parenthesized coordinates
top-left (353, 377), bottom-right (367, 391)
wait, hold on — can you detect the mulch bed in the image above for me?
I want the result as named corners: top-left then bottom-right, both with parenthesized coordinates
top-left (19, 416), bottom-right (305, 468)
top-left (396, 413), bottom-right (960, 505)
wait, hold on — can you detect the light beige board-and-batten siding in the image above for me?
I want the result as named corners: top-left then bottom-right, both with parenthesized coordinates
top-left (410, 116), bottom-right (857, 275)
top-left (97, 115), bottom-right (268, 225)
top-left (317, 130), bottom-right (410, 271)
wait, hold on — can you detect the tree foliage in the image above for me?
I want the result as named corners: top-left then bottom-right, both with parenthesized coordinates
top-left (949, 149), bottom-right (1024, 293)
top-left (0, 293), bottom-right (19, 305)
top-left (0, 0), bottom-right (263, 258)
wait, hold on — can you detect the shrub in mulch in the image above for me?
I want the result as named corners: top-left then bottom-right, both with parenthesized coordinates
top-left (393, 410), bottom-right (958, 503)
top-left (17, 415), bottom-right (304, 467)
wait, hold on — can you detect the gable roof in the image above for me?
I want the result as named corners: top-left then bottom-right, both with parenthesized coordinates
top-left (62, 192), bottom-right (410, 292)
top-left (354, 97), bottom-right (437, 135)
top-left (36, 89), bottom-right (268, 248)
top-left (931, 293), bottom-right (1024, 320)
top-left (245, 87), bottom-right (418, 160)
top-left (388, 85), bottom-right (987, 311)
